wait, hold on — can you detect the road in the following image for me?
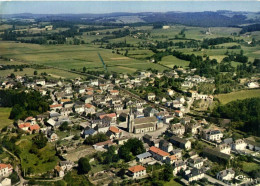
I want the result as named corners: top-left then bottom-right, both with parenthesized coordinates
top-left (205, 174), bottom-right (228, 186)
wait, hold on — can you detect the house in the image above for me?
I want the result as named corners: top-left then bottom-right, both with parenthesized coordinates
top-left (217, 168), bottom-right (235, 181)
top-left (170, 136), bottom-right (191, 150)
top-left (217, 144), bottom-right (231, 154)
top-left (50, 104), bottom-right (63, 111)
top-left (99, 113), bottom-right (117, 125)
top-left (93, 140), bottom-right (114, 150)
top-left (171, 149), bottom-right (182, 159)
top-left (159, 140), bottom-right (173, 153)
top-left (187, 157), bottom-right (204, 169)
top-left (0, 164), bottom-right (13, 177)
top-left (185, 122), bottom-right (201, 134)
top-left (232, 139), bottom-right (246, 151)
top-left (143, 107), bottom-right (159, 117)
top-left (184, 168), bottom-right (205, 182)
top-left (36, 79), bottom-right (45, 86)
top-left (0, 178), bottom-right (11, 186)
top-left (173, 160), bottom-right (187, 175)
top-left (165, 155), bottom-right (177, 164)
top-left (82, 128), bottom-right (97, 139)
top-left (203, 148), bottom-right (231, 163)
top-left (247, 82), bottom-right (259, 89)
top-left (109, 90), bottom-right (119, 96)
top-left (55, 166), bottom-right (64, 178)
top-left (106, 126), bottom-right (122, 139)
top-left (244, 138), bottom-right (260, 151)
top-left (170, 123), bottom-right (185, 136)
top-left (73, 101), bottom-right (85, 114)
top-left (59, 161), bottom-right (74, 172)
top-left (60, 108), bottom-right (73, 116)
top-left (203, 129), bottom-right (223, 142)
top-left (149, 146), bottom-right (169, 162)
top-left (147, 93), bottom-right (156, 101)
top-left (174, 110), bottom-right (183, 118)
top-left (163, 115), bottom-right (174, 124)
top-left (128, 165), bottom-right (146, 179)
top-left (180, 117), bottom-right (191, 125)
top-left (81, 95), bottom-right (93, 104)
top-left (85, 104), bottom-right (96, 115)
top-left (47, 131), bottom-right (59, 142)
top-left (136, 152), bottom-right (152, 162)
top-left (167, 89), bottom-right (175, 96)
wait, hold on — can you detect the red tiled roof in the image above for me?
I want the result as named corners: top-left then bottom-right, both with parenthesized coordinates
top-left (50, 104), bottom-right (62, 108)
top-left (109, 126), bottom-right (120, 133)
top-left (110, 90), bottom-right (119, 93)
top-left (168, 155), bottom-right (177, 161)
top-left (18, 122), bottom-right (31, 129)
top-left (0, 164), bottom-right (12, 170)
top-left (100, 113), bottom-right (116, 119)
top-left (128, 165), bottom-right (146, 173)
top-left (29, 124), bottom-right (40, 131)
top-left (61, 99), bottom-right (71, 102)
top-left (25, 116), bottom-right (33, 121)
top-left (94, 140), bottom-right (113, 147)
top-left (149, 146), bottom-right (169, 157)
top-left (85, 103), bottom-right (95, 108)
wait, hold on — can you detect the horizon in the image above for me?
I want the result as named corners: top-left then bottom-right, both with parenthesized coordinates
top-left (0, 1), bottom-right (259, 15)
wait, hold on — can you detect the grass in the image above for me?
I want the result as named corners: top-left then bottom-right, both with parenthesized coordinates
top-left (163, 179), bottom-right (183, 186)
top-left (242, 161), bottom-right (260, 173)
top-left (0, 41), bottom-right (167, 74)
top-left (0, 107), bottom-right (13, 129)
top-left (160, 55), bottom-right (190, 68)
top-left (215, 89), bottom-right (260, 104)
top-left (17, 135), bottom-right (58, 176)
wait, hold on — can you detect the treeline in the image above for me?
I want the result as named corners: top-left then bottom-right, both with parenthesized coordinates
top-left (0, 64), bottom-right (31, 70)
top-left (240, 24), bottom-right (260, 34)
top-left (224, 50), bottom-right (248, 63)
top-left (0, 90), bottom-right (50, 120)
top-left (213, 98), bottom-right (260, 137)
top-left (155, 40), bottom-right (199, 49)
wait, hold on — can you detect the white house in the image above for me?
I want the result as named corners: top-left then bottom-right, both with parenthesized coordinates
top-left (204, 129), bottom-right (223, 142)
top-left (128, 165), bottom-right (146, 179)
top-left (217, 144), bottom-right (231, 154)
top-left (217, 168), bottom-right (235, 181)
top-left (232, 139), bottom-right (246, 151)
top-left (0, 164), bottom-right (13, 177)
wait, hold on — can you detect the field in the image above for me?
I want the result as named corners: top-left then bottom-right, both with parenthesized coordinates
top-left (215, 89), bottom-right (260, 104)
top-left (0, 107), bottom-right (13, 129)
top-left (163, 179), bottom-right (183, 186)
top-left (0, 41), bottom-right (167, 74)
top-left (160, 55), bottom-right (190, 68)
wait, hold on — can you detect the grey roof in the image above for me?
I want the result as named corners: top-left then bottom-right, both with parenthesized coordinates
top-left (203, 148), bottom-right (231, 160)
top-left (83, 128), bottom-right (96, 135)
top-left (170, 136), bottom-right (188, 144)
top-left (134, 116), bottom-right (157, 125)
top-left (185, 168), bottom-right (204, 178)
top-left (207, 130), bottom-right (221, 135)
top-left (223, 138), bottom-right (233, 145)
top-left (218, 168), bottom-right (235, 177)
top-left (137, 152), bottom-right (152, 159)
top-left (135, 123), bottom-right (154, 129)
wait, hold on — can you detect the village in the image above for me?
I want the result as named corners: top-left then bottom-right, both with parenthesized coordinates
top-left (0, 66), bottom-right (259, 186)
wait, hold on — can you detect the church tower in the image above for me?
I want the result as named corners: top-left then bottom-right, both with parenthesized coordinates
top-left (127, 108), bottom-right (134, 133)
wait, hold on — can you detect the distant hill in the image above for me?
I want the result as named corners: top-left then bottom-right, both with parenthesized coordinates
top-left (1, 11), bottom-right (259, 27)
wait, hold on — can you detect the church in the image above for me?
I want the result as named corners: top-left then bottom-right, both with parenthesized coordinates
top-left (127, 110), bottom-right (158, 134)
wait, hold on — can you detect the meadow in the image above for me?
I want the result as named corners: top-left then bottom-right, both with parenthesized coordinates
top-left (0, 107), bottom-right (13, 129)
top-left (215, 89), bottom-right (260, 104)
top-left (0, 41), bottom-right (167, 74)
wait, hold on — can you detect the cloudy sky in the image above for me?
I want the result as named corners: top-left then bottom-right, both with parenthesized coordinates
top-left (0, 1), bottom-right (259, 14)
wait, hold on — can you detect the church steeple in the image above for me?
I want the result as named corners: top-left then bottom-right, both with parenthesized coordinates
top-left (127, 108), bottom-right (134, 133)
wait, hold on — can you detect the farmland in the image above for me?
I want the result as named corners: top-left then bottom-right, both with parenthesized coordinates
top-left (0, 107), bottom-right (13, 129)
top-left (215, 89), bottom-right (260, 104)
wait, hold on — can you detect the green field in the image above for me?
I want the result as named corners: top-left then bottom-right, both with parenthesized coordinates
top-left (215, 89), bottom-right (260, 104)
top-left (163, 179), bottom-right (183, 186)
top-left (0, 41), bottom-right (167, 74)
top-left (0, 107), bottom-right (13, 129)
top-left (160, 55), bottom-right (190, 68)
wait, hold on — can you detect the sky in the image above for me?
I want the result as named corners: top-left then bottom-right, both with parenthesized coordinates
top-left (0, 1), bottom-right (259, 14)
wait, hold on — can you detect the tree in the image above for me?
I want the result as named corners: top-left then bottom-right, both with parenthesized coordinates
top-left (83, 67), bottom-right (87, 73)
top-left (162, 164), bottom-right (173, 182)
top-left (32, 133), bottom-right (48, 149)
top-left (59, 122), bottom-right (70, 131)
top-left (34, 71), bottom-right (38, 75)
top-left (78, 157), bottom-right (91, 174)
